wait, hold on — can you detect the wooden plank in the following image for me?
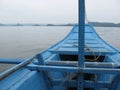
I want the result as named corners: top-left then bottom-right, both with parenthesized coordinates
top-left (0, 57), bottom-right (35, 80)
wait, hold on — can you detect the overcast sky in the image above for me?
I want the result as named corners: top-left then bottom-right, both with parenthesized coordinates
top-left (0, 0), bottom-right (120, 24)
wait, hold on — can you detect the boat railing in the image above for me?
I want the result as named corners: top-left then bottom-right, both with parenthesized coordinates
top-left (0, 57), bottom-right (35, 80)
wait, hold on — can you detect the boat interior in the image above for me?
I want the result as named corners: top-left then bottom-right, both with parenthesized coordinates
top-left (43, 24), bottom-right (119, 63)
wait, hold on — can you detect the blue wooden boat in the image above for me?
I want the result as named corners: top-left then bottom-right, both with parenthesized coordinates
top-left (0, 0), bottom-right (120, 90)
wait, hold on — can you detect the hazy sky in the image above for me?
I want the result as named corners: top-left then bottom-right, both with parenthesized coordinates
top-left (0, 0), bottom-right (120, 24)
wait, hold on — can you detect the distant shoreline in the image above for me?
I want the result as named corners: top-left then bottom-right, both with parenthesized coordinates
top-left (89, 22), bottom-right (120, 27)
top-left (0, 22), bottom-right (120, 27)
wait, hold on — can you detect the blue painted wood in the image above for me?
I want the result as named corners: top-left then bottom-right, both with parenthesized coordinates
top-left (52, 80), bottom-right (110, 88)
top-left (28, 65), bottom-right (120, 74)
top-left (0, 57), bottom-right (34, 80)
top-left (36, 54), bottom-right (44, 65)
top-left (0, 68), bottom-right (31, 90)
top-left (1, 70), bottom-right (49, 90)
top-left (45, 61), bottom-right (118, 68)
top-left (110, 75), bottom-right (120, 90)
top-left (48, 25), bottom-right (117, 58)
top-left (0, 58), bottom-right (22, 64)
